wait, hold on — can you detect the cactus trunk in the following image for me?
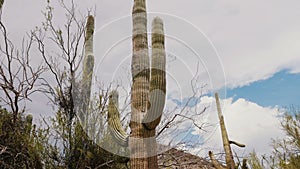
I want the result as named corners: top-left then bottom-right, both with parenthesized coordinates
top-left (130, 0), bottom-right (151, 168)
top-left (209, 93), bottom-right (246, 169)
top-left (215, 93), bottom-right (235, 169)
top-left (129, 0), bottom-right (166, 168)
top-left (80, 15), bottom-right (95, 127)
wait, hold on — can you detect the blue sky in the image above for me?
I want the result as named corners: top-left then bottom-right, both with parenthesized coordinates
top-left (169, 69), bottom-right (300, 109)
top-left (168, 69), bottom-right (300, 156)
top-left (226, 70), bottom-right (300, 108)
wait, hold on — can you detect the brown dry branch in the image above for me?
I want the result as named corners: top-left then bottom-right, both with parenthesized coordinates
top-left (0, 6), bottom-right (44, 125)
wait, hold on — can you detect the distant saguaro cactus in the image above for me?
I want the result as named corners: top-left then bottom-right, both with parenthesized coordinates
top-left (209, 93), bottom-right (246, 169)
top-left (107, 0), bottom-right (166, 168)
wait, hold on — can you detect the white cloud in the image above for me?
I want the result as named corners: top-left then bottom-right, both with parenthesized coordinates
top-left (4, 0), bottom-right (300, 90)
top-left (95, 0), bottom-right (300, 90)
top-left (190, 96), bottom-right (285, 157)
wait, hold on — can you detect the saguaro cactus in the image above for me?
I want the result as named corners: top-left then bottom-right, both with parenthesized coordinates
top-left (80, 15), bottom-right (95, 125)
top-left (209, 93), bottom-right (246, 169)
top-left (108, 0), bottom-right (166, 168)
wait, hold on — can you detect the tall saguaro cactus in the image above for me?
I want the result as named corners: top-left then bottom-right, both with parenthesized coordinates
top-left (209, 93), bottom-right (246, 169)
top-left (80, 15), bottom-right (95, 126)
top-left (108, 0), bottom-right (166, 168)
top-left (71, 15), bottom-right (95, 168)
top-left (216, 93), bottom-right (235, 169)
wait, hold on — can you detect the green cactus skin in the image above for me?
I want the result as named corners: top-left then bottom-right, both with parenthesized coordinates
top-left (80, 15), bottom-right (95, 124)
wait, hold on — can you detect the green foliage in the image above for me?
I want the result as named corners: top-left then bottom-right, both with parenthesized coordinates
top-left (248, 151), bottom-right (264, 169)
top-left (0, 106), bottom-right (128, 169)
top-left (38, 99), bottom-right (128, 168)
top-left (0, 108), bottom-right (44, 169)
top-left (270, 111), bottom-right (300, 169)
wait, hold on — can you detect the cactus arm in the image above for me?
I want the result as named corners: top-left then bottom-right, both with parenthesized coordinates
top-left (229, 140), bottom-right (246, 148)
top-left (80, 15), bottom-right (95, 122)
top-left (108, 90), bottom-right (129, 146)
top-left (142, 17), bottom-right (166, 130)
top-left (215, 93), bottom-right (236, 169)
top-left (209, 151), bottom-right (226, 169)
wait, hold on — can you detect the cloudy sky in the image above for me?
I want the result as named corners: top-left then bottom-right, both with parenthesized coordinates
top-left (2, 0), bottom-right (300, 159)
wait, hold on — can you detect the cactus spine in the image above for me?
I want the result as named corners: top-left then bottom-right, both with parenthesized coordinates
top-left (209, 93), bottom-right (246, 169)
top-left (108, 0), bottom-right (166, 168)
top-left (80, 15), bottom-right (95, 125)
